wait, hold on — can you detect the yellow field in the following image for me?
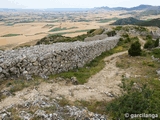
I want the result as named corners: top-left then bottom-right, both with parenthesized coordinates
top-left (0, 10), bottom-right (157, 49)
top-left (0, 11), bottom-right (125, 49)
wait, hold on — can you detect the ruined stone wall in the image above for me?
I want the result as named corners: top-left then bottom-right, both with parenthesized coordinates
top-left (0, 36), bottom-right (119, 79)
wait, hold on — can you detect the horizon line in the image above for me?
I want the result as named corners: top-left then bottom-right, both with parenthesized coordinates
top-left (0, 4), bottom-right (158, 10)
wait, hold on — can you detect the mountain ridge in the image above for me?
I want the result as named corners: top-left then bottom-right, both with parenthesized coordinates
top-left (111, 17), bottom-right (160, 28)
top-left (0, 4), bottom-right (160, 12)
top-left (95, 4), bottom-right (160, 11)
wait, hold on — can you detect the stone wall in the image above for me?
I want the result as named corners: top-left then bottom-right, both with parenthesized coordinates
top-left (0, 36), bottom-right (119, 80)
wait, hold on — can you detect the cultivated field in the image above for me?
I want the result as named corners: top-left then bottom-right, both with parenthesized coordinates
top-left (0, 10), bottom-right (130, 49)
top-left (0, 10), bottom-right (158, 49)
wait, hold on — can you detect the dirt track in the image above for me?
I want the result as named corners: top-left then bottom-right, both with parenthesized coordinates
top-left (0, 51), bottom-right (128, 110)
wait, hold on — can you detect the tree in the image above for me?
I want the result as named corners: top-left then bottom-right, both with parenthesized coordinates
top-left (128, 41), bottom-right (142, 56)
top-left (154, 38), bottom-right (159, 47)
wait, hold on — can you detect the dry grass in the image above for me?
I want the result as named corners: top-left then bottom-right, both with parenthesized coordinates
top-left (0, 10), bottom-right (130, 48)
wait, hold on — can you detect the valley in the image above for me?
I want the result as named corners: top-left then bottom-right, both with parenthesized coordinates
top-left (0, 4), bottom-right (160, 120)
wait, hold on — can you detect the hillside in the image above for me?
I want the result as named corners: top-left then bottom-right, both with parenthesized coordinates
top-left (111, 17), bottom-right (160, 28)
top-left (140, 9), bottom-right (160, 16)
top-left (137, 18), bottom-right (160, 28)
top-left (110, 17), bottom-right (143, 25)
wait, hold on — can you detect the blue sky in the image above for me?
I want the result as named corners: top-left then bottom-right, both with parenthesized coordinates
top-left (1, 0), bottom-right (160, 8)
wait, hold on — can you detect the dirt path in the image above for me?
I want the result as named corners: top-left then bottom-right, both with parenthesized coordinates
top-left (0, 37), bottom-right (146, 110)
top-left (138, 37), bottom-right (146, 49)
top-left (0, 51), bottom-right (128, 110)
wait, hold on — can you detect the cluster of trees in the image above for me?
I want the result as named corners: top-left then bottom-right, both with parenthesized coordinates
top-left (128, 36), bottom-right (159, 56)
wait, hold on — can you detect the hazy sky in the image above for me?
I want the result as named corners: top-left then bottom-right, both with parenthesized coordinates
top-left (1, 0), bottom-right (160, 9)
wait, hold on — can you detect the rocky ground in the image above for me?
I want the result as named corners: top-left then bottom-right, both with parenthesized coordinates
top-left (0, 50), bottom-right (131, 120)
top-left (0, 28), bottom-right (152, 120)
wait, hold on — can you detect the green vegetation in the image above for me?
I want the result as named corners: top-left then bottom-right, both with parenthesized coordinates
top-left (106, 80), bottom-right (160, 119)
top-left (117, 35), bottom-right (139, 51)
top-left (56, 47), bottom-right (160, 118)
top-left (154, 38), bottom-right (159, 47)
top-left (128, 41), bottom-right (142, 56)
top-left (98, 17), bottom-right (119, 23)
top-left (106, 49), bottom-right (160, 119)
top-left (140, 10), bottom-right (160, 16)
top-left (133, 26), bottom-right (148, 32)
top-left (49, 35), bottom-right (138, 84)
top-left (36, 28), bottom-right (104, 45)
top-left (1, 34), bottom-right (21, 37)
top-left (106, 30), bottom-right (116, 37)
top-left (113, 25), bottom-right (149, 33)
top-left (77, 19), bottom-right (92, 22)
top-left (49, 27), bottom-right (79, 32)
top-left (111, 17), bottom-right (143, 25)
top-left (43, 24), bottom-right (55, 28)
top-left (144, 35), bottom-right (158, 49)
top-left (50, 50), bottom-right (113, 84)
top-left (5, 20), bottom-right (35, 26)
top-left (116, 60), bottom-right (130, 69)
top-left (137, 18), bottom-right (160, 28)
top-left (152, 48), bottom-right (160, 58)
top-left (113, 26), bottom-right (122, 31)
top-left (50, 29), bottom-right (90, 36)
top-left (0, 78), bottom-right (43, 100)
top-left (144, 40), bottom-right (155, 49)
top-left (87, 29), bottom-right (96, 34)
top-left (49, 27), bottom-right (67, 32)
top-left (111, 17), bottom-right (160, 28)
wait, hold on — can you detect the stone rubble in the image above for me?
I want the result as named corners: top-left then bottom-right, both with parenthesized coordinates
top-left (0, 95), bottom-right (107, 120)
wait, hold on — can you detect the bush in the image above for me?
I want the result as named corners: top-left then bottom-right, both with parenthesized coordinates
top-left (106, 30), bottom-right (116, 37)
top-left (152, 49), bottom-right (160, 58)
top-left (122, 34), bottom-right (129, 38)
top-left (144, 40), bottom-right (155, 49)
top-left (87, 29), bottom-right (96, 34)
top-left (128, 41), bottom-right (142, 56)
top-left (146, 35), bottom-right (152, 40)
top-left (106, 84), bottom-right (157, 119)
top-left (154, 38), bottom-right (159, 47)
top-left (124, 37), bottom-right (131, 43)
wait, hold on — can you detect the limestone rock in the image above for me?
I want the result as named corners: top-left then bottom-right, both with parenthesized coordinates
top-left (0, 36), bottom-right (119, 80)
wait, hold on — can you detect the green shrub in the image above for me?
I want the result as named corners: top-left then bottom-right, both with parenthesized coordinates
top-left (128, 41), bottom-right (142, 56)
top-left (106, 85), bottom-right (157, 119)
top-left (144, 40), bottom-right (155, 49)
top-left (114, 26), bottom-right (122, 31)
top-left (124, 37), bottom-right (131, 43)
top-left (87, 29), bottom-right (96, 34)
top-left (154, 38), bottom-right (159, 47)
top-left (146, 35), bottom-right (152, 40)
top-left (106, 30), bottom-right (116, 37)
top-left (122, 34), bottom-right (129, 38)
top-left (152, 49), bottom-right (160, 58)
top-left (106, 79), bottom-right (160, 119)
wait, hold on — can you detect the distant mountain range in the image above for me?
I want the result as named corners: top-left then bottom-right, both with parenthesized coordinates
top-left (111, 17), bottom-right (160, 28)
top-left (95, 4), bottom-right (160, 11)
top-left (0, 4), bottom-right (160, 12)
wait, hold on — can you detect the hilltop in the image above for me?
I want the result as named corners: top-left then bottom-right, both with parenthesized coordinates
top-left (110, 17), bottom-right (143, 25)
top-left (137, 18), bottom-right (160, 28)
top-left (111, 17), bottom-right (160, 28)
top-left (95, 4), bottom-right (160, 11)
